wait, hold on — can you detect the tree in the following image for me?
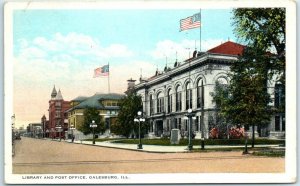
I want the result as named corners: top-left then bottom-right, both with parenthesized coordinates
top-left (210, 81), bottom-right (230, 139)
top-left (232, 8), bottom-right (285, 86)
top-left (212, 8), bottom-right (285, 147)
top-left (112, 91), bottom-right (148, 138)
top-left (78, 107), bottom-right (105, 135)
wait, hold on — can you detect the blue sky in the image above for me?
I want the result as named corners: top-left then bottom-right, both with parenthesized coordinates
top-left (13, 9), bottom-right (237, 127)
top-left (14, 9), bottom-right (236, 57)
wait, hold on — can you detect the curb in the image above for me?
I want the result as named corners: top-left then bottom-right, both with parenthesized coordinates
top-left (71, 141), bottom-right (188, 153)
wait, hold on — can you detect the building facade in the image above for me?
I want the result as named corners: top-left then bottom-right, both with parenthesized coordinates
top-left (48, 86), bottom-right (71, 139)
top-left (41, 115), bottom-right (49, 138)
top-left (26, 123), bottom-right (42, 138)
top-left (135, 41), bottom-right (285, 139)
top-left (66, 93), bottom-right (124, 140)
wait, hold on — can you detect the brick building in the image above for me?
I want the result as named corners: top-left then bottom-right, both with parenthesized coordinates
top-left (48, 86), bottom-right (71, 139)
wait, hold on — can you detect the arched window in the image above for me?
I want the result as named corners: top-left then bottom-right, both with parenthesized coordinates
top-left (149, 95), bottom-right (153, 115)
top-left (157, 92), bottom-right (164, 113)
top-left (186, 82), bottom-right (192, 109)
top-left (176, 85), bottom-right (182, 111)
top-left (167, 89), bottom-right (172, 113)
top-left (197, 79), bottom-right (204, 108)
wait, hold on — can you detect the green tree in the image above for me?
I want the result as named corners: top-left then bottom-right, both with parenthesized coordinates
top-left (111, 91), bottom-right (148, 138)
top-left (232, 8), bottom-right (285, 87)
top-left (212, 8), bottom-right (285, 147)
top-left (78, 107), bottom-right (105, 135)
top-left (210, 81), bottom-right (230, 139)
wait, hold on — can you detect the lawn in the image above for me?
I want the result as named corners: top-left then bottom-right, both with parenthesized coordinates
top-left (110, 138), bottom-right (285, 146)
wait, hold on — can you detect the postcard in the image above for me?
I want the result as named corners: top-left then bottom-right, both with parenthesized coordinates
top-left (4, 0), bottom-right (297, 184)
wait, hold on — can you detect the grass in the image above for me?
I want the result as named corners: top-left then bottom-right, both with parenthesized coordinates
top-left (111, 138), bottom-right (285, 146)
top-left (84, 138), bottom-right (122, 142)
top-left (252, 150), bottom-right (285, 157)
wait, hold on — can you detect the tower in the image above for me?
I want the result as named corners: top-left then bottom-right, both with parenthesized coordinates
top-left (51, 86), bottom-right (57, 99)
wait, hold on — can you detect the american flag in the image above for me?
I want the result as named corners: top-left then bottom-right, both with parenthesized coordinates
top-left (180, 13), bottom-right (201, 31)
top-left (93, 65), bottom-right (109, 78)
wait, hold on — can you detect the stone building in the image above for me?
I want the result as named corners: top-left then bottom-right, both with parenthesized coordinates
top-left (66, 93), bottom-right (124, 140)
top-left (41, 115), bottom-right (49, 138)
top-left (134, 41), bottom-right (285, 139)
top-left (48, 86), bottom-right (71, 139)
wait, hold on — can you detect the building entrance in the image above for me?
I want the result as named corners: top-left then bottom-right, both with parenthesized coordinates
top-left (155, 120), bottom-right (163, 137)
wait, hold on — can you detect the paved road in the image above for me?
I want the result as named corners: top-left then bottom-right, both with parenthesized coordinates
top-left (13, 137), bottom-right (284, 174)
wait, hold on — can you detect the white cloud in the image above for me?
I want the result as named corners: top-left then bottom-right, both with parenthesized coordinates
top-left (24, 32), bottom-right (133, 59)
top-left (150, 39), bottom-right (227, 62)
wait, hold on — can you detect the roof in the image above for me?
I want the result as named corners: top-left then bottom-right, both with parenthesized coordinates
top-left (71, 96), bottom-right (88, 102)
top-left (51, 86), bottom-right (57, 98)
top-left (55, 89), bottom-right (63, 100)
top-left (207, 41), bottom-right (245, 56)
top-left (68, 93), bottom-right (124, 111)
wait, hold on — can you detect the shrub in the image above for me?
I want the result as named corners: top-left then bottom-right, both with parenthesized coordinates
top-left (229, 126), bottom-right (245, 139)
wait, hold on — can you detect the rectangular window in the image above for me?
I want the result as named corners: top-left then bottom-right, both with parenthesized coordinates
top-left (195, 116), bottom-right (199, 131)
top-left (275, 116), bottom-right (280, 131)
top-left (55, 102), bottom-right (61, 107)
top-left (176, 92), bottom-right (182, 111)
top-left (157, 97), bottom-right (164, 113)
top-left (197, 86), bottom-right (204, 108)
top-left (274, 84), bottom-right (284, 108)
top-left (178, 118), bottom-right (181, 130)
top-left (174, 118), bottom-right (178, 129)
top-left (186, 90), bottom-right (192, 109)
top-left (55, 111), bottom-right (60, 118)
top-left (150, 97), bottom-right (153, 115)
top-left (167, 95), bottom-right (172, 113)
top-left (282, 116), bottom-right (285, 131)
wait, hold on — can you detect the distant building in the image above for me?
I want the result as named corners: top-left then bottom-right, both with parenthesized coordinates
top-left (27, 123), bottom-right (42, 138)
top-left (48, 86), bottom-right (71, 139)
top-left (66, 93), bottom-right (124, 140)
top-left (134, 41), bottom-right (285, 139)
top-left (41, 115), bottom-right (49, 138)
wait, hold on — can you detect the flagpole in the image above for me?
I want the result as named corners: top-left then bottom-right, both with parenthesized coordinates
top-left (200, 9), bottom-right (202, 52)
top-left (108, 62), bottom-right (110, 94)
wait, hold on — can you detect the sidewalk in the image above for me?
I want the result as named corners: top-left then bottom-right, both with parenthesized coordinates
top-left (54, 138), bottom-right (283, 153)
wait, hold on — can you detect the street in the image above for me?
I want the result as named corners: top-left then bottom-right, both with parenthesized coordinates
top-left (13, 137), bottom-right (284, 174)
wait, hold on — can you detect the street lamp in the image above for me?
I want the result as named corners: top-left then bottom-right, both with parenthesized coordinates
top-left (134, 111), bottom-right (145, 149)
top-left (185, 109), bottom-right (195, 151)
top-left (55, 125), bottom-right (62, 141)
top-left (90, 120), bottom-right (97, 145)
top-left (243, 128), bottom-right (249, 154)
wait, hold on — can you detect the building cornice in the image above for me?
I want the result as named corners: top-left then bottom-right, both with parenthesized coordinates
top-left (135, 52), bottom-right (238, 90)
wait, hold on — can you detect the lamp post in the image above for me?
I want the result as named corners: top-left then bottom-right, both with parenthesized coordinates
top-left (55, 125), bottom-right (62, 141)
top-left (90, 120), bottom-right (97, 145)
top-left (185, 109), bottom-right (195, 151)
top-left (243, 129), bottom-right (249, 154)
top-left (134, 111), bottom-right (145, 149)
